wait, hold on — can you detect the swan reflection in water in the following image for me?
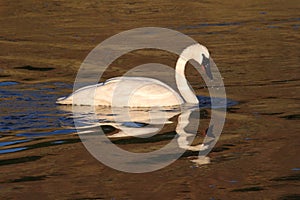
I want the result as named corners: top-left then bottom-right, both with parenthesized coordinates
top-left (60, 105), bottom-right (216, 166)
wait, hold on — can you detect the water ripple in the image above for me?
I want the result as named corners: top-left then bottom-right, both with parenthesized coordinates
top-left (0, 81), bottom-right (237, 155)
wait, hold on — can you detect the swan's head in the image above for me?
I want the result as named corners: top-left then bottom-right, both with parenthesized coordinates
top-left (201, 51), bottom-right (213, 80)
top-left (197, 45), bottom-right (212, 80)
top-left (182, 44), bottom-right (213, 80)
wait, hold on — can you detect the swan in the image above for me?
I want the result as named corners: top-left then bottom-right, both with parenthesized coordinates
top-left (56, 43), bottom-right (212, 107)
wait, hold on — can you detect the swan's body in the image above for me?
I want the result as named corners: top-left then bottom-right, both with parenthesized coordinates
top-left (57, 77), bottom-right (184, 107)
top-left (56, 44), bottom-right (212, 107)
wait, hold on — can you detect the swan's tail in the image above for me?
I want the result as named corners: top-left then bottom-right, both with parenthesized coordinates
top-left (56, 96), bottom-right (72, 105)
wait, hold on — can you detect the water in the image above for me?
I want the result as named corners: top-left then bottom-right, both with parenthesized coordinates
top-left (0, 81), bottom-right (237, 156)
top-left (0, 0), bottom-right (299, 198)
top-left (0, 82), bottom-right (76, 154)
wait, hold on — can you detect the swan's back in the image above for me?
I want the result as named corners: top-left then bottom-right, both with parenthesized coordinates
top-left (56, 77), bottom-right (184, 107)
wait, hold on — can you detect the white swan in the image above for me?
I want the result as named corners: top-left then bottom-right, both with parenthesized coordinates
top-left (56, 43), bottom-right (212, 107)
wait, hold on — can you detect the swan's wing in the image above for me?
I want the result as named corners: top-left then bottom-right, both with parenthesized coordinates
top-left (105, 77), bottom-right (184, 107)
top-left (57, 76), bottom-right (184, 106)
top-left (70, 76), bottom-right (161, 96)
top-left (56, 78), bottom-right (122, 105)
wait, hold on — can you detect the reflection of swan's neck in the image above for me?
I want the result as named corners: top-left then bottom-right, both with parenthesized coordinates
top-left (175, 45), bottom-right (201, 104)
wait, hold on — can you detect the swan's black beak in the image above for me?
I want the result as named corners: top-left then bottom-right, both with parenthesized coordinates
top-left (201, 54), bottom-right (213, 80)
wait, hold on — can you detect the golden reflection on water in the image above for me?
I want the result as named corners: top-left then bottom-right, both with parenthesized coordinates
top-left (0, 0), bottom-right (299, 199)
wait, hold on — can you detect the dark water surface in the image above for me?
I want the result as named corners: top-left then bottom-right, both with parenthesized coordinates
top-left (0, 82), bottom-right (76, 154)
top-left (0, 0), bottom-right (299, 199)
top-left (0, 81), bottom-right (238, 155)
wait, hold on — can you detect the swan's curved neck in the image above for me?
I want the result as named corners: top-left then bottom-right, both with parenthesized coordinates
top-left (175, 45), bottom-right (200, 104)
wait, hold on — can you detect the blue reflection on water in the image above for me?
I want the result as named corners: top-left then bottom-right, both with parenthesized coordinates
top-left (0, 82), bottom-right (74, 154)
top-left (0, 81), bottom-right (19, 87)
top-left (0, 147), bottom-right (27, 154)
top-left (0, 139), bottom-right (31, 147)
